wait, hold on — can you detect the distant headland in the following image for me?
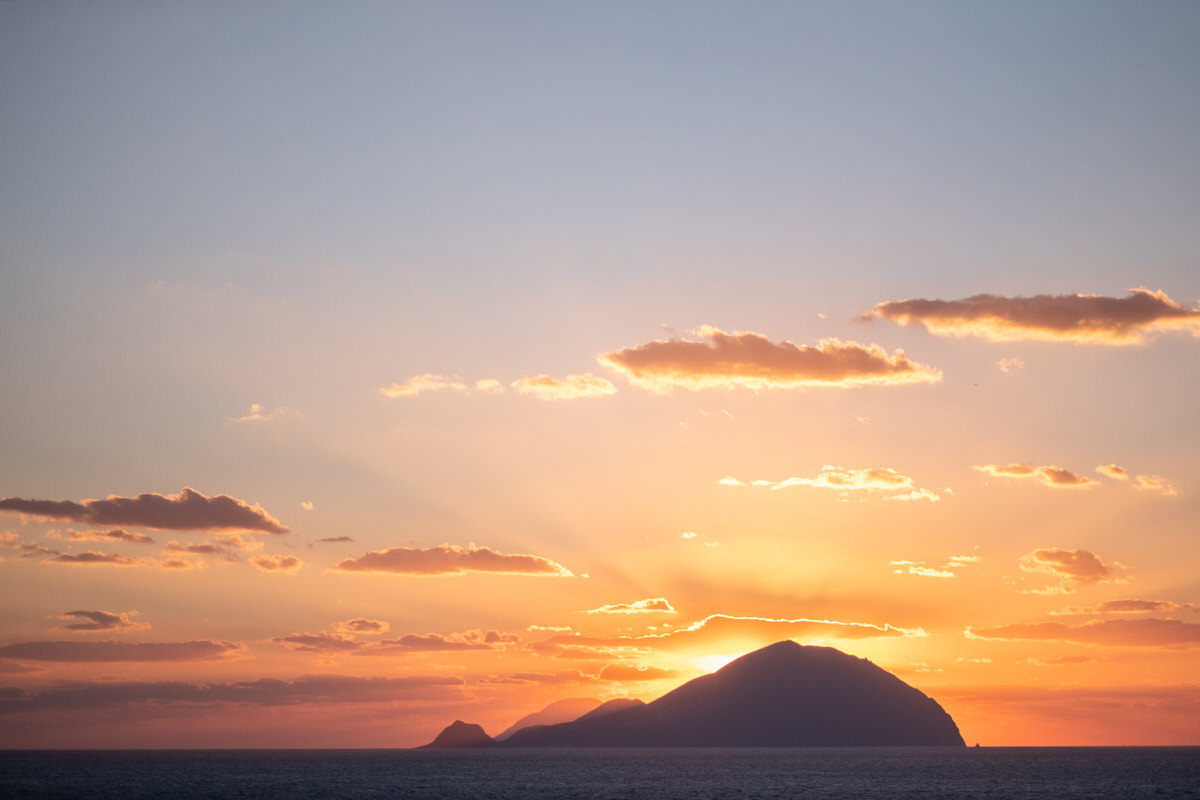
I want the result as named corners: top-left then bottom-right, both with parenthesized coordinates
top-left (421, 640), bottom-right (965, 748)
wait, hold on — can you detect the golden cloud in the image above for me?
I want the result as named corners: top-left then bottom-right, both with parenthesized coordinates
top-left (0, 487), bottom-right (287, 534)
top-left (330, 544), bottom-right (573, 577)
top-left (380, 373), bottom-right (468, 397)
top-left (721, 465), bottom-right (941, 501)
top-left (598, 326), bottom-right (941, 392)
top-left (585, 598), bottom-right (676, 615)
top-left (975, 463), bottom-right (1096, 489)
top-left (510, 373), bottom-right (617, 400)
top-left (250, 555), bottom-right (304, 574)
top-left (861, 288), bottom-right (1200, 343)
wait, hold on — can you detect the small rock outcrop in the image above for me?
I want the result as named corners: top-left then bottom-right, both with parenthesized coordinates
top-left (418, 720), bottom-right (496, 749)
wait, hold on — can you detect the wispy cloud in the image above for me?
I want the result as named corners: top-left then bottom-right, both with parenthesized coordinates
top-left (379, 373), bottom-right (468, 398)
top-left (52, 610), bottom-right (150, 633)
top-left (598, 326), bottom-right (941, 392)
top-left (720, 466), bottom-right (941, 501)
top-left (229, 403), bottom-right (299, 423)
top-left (1052, 599), bottom-right (1196, 616)
top-left (892, 555), bottom-right (980, 578)
top-left (330, 544), bottom-right (573, 577)
top-left (59, 529), bottom-right (154, 544)
top-left (861, 288), bottom-right (1200, 344)
top-left (271, 627), bottom-right (520, 654)
top-left (975, 463), bottom-right (1096, 489)
top-left (0, 640), bottom-right (245, 662)
top-left (585, 598), bottom-right (676, 615)
top-left (966, 618), bottom-right (1200, 648)
top-left (510, 373), bottom-right (617, 401)
top-left (0, 488), bottom-right (287, 534)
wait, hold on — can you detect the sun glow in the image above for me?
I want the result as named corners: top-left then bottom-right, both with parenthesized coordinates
top-left (693, 652), bottom-right (746, 674)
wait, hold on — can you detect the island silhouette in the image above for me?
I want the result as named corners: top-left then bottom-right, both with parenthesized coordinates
top-left (421, 640), bottom-right (965, 748)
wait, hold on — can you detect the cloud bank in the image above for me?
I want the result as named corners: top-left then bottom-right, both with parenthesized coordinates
top-left (598, 326), bottom-right (941, 392)
top-left (330, 544), bottom-right (573, 577)
top-left (861, 288), bottom-right (1200, 343)
top-left (0, 640), bottom-right (245, 662)
top-left (0, 488), bottom-right (287, 534)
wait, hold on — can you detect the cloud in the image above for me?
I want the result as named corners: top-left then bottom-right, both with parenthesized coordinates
top-left (860, 288), bottom-right (1200, 344)
top-left (300, 501), bottom-right (314, 512)
top-left (163, 541), bottom-right (222, 556)
top-left (975, 463), bottom-right (1096, 489)
top-left (1018, 548), bottom-right (1116, 595)
top-left (0, 487), bottom-right (287, 534)
top-left (475, 378), bottom-right (505, 393)
top-left (316, 536), bottom-right (354, 543)
top-left (1096, 464), bottom-right (1129, 480)
top-left (271, 627), bottom-right (520, 654)
top-left (997, 356), bottom-right (1025, 374)
top-left (63, 529), bottom-right (154, 544)
top-left (598, 326), bottom-right (942, 392)
top-left (966, 618), bottom-right (1200, 648)
top-left (1052, 599), bottom-right (1192, 616)
top-left (531, 613), bottom-right (924, 658)
top-left (510, 373), bottom-right (617, 401)
top-left (1133, 474), bottom-right (1180, 496)
top-left (0, 640), bottom-right (245, 662)
top-left (0, 674), bottom-right (465, 713)
top-left (230, 403), bottom-right (298, 423)
top-left (250, 555), bottom-right (304, 574)
top-left (44, 551), bottom-right (147, 567)
top-left (53, 610), bottom-right (150, 633)
top-left (596, 663), bottom-right (683, 682)
top-left (479, 670), bottom-right (593, 686)
top-left (585, 598), bottom-right (676, 615)
top-left (721, 465), bottom-right (940, 501)
top-left (379, 373), bottom-right (468, 398)
top-left (335, 618), bottom-right (389, 635)
top-left (892, 554), bottom-right (980, 579)
top-left (330, 544), bottom-right (573, 577)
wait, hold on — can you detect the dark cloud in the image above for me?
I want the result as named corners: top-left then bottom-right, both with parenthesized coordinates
top-left (0, 640), bottom-right (245, 662)
top-left (598, 326), bottom-right (941, 391)
top-left (860, 288), bottom-right (1200, 343)
top-left (317, 536), bottom-right (354, 543)
top-left (335, 618), bottom-right (389, 635)
top-left (45, 551), bottom-right (145, 567)
top-left (1019, 548), bottom-right (1116, 594)
top-left (53, 610), bottom-right (149, 633)
top-left (0, 674), bottom-right (465, 713)
top-left (65, 529), bottom-right (155, 544)
top-left (330, 544), bottom-right (573, 577)
top-left (0, 488), bottom-right (287, 534)
top-left (271, 628), bottom-right (521, 655)
top-left (967, 618), bottom-right (1200, 648)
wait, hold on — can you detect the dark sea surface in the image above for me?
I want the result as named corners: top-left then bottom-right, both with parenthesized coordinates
top-left (2, 747), bottom-right (1198, 799)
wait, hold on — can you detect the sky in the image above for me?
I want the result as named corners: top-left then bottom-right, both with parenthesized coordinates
top-left (1, 0), bottom-right (1199, 748)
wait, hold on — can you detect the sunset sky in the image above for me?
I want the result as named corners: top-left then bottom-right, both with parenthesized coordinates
top-left (2, 1), bottom-right (1199, 748)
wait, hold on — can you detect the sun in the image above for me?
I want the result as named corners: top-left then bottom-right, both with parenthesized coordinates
top-left (693, 652), bottom-right (745, 674)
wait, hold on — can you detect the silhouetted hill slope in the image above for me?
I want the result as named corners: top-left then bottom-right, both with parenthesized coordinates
top-left (503, 641), bottom-right (964, 747)
top-left (573, 697), bottom-right (644, 723)
top-left (418, 720), bottom-right (496, 749)
top-left (494, 697), bottom-right (603, 741)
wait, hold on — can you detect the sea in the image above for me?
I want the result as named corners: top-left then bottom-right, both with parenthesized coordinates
top-left (1, 747), bottom-right (1198, 799)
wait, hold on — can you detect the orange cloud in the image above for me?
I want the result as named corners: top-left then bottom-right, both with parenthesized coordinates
top-left (585, 598), bottom-right (676, 615)
top-left (335, 618), bottom-right (390, 635)
top-left (890, 555), bottom-right (979, 579)
top-left (861, 288), bottom-right (1200, 343)
top-left (967, 618), bottom-right (1200, 648)
top-left (1096, 464), bottom-right (1129, 480)
top-left (330, 544), bottom-right (573, 577)
top-left (598, 326), bottom-right (941, 392)
top-left (271, 627), bottom-right (520, 654)
top-left (379, 373), bottom-right (468, 397)
top-left (510, 373), bottom-right (617, 400)
top-left (1133, 474), bottom-right (1180, 496)
top-left (52, 610), bottom-right (150, 633)
top-left (975, 463), bottom-right (1096, 489)
top-left (0, 487), bottom-right (287, 534)
top-left (0, 640), bottom-right (245, 662)
top-left (1018, 548), bottom-right (1116, 594)
top-left (531, 613), bottom-right (924, 657)
top-left (1053, 599), bottom-right (1192, 616)
top-left (251, 555), bottom-right (304, 574)
top-left (721, 466), bottom-right (941, 501)
top-left (596, 663), bottom-right (683, 682)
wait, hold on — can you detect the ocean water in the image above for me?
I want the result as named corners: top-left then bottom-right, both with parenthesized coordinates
top-left (1, 747), bottom-right (1198, 799)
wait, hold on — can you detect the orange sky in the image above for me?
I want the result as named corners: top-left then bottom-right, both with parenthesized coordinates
top-left (2, 2), bottom-right (1199, 748)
